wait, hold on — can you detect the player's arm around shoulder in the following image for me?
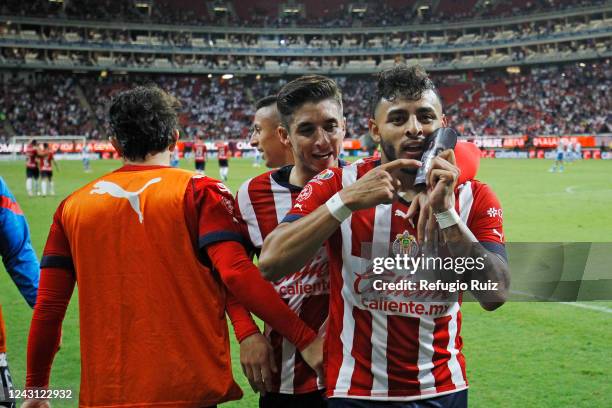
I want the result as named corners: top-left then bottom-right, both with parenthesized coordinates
top-left (259, 160), bottom-right (419, 281)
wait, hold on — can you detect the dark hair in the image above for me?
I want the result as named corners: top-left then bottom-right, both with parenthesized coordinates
top-left (277, 75), bottom-right (343, 129)
top-left (109, 86), bottom-right (181, 161)
top-left (255, 95), bottom-right (277, 110)
top-left (31, 140), bottom-right (37, 145)
top-left (371, 64), bottom-right (441, 117)
top-left (43, 143), bottom-right (49, 148)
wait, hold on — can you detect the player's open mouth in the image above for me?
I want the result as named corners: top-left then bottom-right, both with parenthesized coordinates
top-left (313, 152), bottom-right (333, 160)
top-left (400, 143), bottom-right (424, 159)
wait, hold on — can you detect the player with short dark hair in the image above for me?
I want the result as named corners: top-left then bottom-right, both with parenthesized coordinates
top-left (231, 75), bottom-right (346, 408)
top-left (193, 135), bottom-right (207, 174)
top-left (39, 143), bottom-right (59, 197)
top-left (259, 65), bottom-right (510, 408)
top-left (250, 95), bottom-right (293, 168)
top-left (23, 85), bottom-right (322, 408)
top-left (25, 140), bottom-right (41, 197)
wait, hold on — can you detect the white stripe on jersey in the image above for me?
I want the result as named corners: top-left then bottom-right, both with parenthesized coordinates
top-left (237, 178), bottom-right (263, 247)
top-left (280, 339), bottom-right (296, 393)
top-left (446, 303), bottom-right (466, 387)
top-left (370, 204), bottom-right (392, 395)
top-left (458, 181), bottom-right (473, 223)
top-left (416, 317), bottom-right (437, 393)
top-left (335, 164), bottom-right (359, 394)
top-left (270, 174), bottom-right (293, 224)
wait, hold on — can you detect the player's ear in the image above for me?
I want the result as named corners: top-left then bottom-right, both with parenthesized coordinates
top-left (441, 114), bottom-right (448, 128)
top-left (109, 136), bottom-right (123, 156)
top-left (172, 128), bottom-right (180, 142)
top-left (369, 118), bottom-right (381, 144)
top-left (278, 125), bottom-right (291, 148)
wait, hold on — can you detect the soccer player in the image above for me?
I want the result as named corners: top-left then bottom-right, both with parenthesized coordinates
top-left (217, 141), bottom-right (230, 181)
top-left (82, 143), bottom-right (92, 173)
top-left (25, 140), bottom-right (40, 197)
top-left (193, 136), bottom-right (207, 174)
top-left (39, 144), bottom-right (59, 197)
top-left (0, 177), bottom-right (39, 408)
top-left (259, 65), bottom-right (510, 407)
top-left (232, 76), bottom-right (346, 408)
top-left (22, 86), bottom-right (322, 408)
top-left (250, 95), bottom-right (294, 169)
top-left (550, 140), bottom-right (565, 172)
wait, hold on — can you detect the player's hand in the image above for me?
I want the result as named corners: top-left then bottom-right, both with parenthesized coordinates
top-left (300, 336), bottom-right (324, 379)
top-left (339, 159), bottom-right (422, 211)
top-left (240, 333), bottom-right (276, 394)
top-left (405, 191), bottom-right (431, 246)
top-left (21, 400), bottom-right (51, 408)
top-left (426, 150), bottom-right (459, 214)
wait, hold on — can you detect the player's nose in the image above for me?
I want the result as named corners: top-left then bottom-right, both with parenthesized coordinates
top-left (405, 116), bottom-right (423, 139)
top-left (249, 132), bottom-right (259, 147)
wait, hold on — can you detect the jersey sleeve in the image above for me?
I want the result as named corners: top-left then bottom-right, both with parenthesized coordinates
top-left (467, 182), bottom-right (506, 260)
top-left (194, 178), bottom-right (245, 249)
top-left (225, 292), bottom-right (260, 343)
top-left (282, 168), bottom-right (343, 223)
top-left (0, 178), bottom-right (40, 307)
top-left (40, 200), bottom-right (74, 272)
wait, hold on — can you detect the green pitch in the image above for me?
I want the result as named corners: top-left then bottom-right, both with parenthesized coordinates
top-left (1, 158), bottom-right (610, 407)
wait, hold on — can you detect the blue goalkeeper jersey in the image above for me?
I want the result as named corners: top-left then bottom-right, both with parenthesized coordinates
top-left (0, 177), bottom-right (39, 307)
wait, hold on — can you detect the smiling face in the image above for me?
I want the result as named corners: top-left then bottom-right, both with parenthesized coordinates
top-left (370, 89), bottom-right (447, 171)
top-left (280, 98), bottom-right (345, 178)
top-left (250, 104), bottom-right (289, 168)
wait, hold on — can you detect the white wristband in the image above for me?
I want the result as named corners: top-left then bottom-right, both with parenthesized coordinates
top-left (434, 208), bottom-right (461, 229)
top-left (326, 192), bottom-right (352, 223)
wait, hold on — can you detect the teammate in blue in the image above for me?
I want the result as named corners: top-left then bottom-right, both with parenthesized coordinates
top-left (550, 141), bottom-right (565, 172)
top-left (0, 177), bottom-right (39, 408)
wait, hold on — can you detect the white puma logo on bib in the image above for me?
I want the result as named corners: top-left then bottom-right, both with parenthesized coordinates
top-left (90, 177), bottom-right (162, 223)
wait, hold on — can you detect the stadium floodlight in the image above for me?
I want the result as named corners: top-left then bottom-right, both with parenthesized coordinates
top-left (134, 0), bottom-right (152, 9)
top-left (213, 5), bottom-right (228, 12)
top-left (222, 74), bottom-right (234, 80)
top-left (349, 3), bottom-right (368, 14)
top-left (48, 0), bottom-right (64, 4)
top-left (506, 66), bottom-right (521, 74)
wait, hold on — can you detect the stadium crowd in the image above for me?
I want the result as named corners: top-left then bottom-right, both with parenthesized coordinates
top-left (1, 0), bottom-right (605, 27)
top-left (1, 61), bottom-right (610, 142)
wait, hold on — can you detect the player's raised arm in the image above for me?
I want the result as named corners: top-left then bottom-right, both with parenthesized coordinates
top-left (258, 159), bottom-right (421, 281)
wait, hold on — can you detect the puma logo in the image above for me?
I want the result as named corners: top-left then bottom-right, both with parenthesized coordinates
top-left (294, 203), bottom-right (304, 211)
top-left (493, 228), bottom-right (504, 241)
top-left (90, 177), bottom-right (162, 223)
top-left (394, 209), bottom-right (409, 219)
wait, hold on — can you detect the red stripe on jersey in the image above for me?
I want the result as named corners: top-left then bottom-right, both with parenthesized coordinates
top-left (351, 207), bottom-right (376, 258)
top-left (248, 174), bottom-right (278, 239)
top-left (431, 315), bottom-right (454, 392)
top-left (293, 294), bottom-right (328, 391)
top-left (348, 308), bottom-right (374, 396)
top-left (455, 311), bottom-right (467, 382)
top-left (324, 231), bottom-right (345, 395)
top-left (386, 315), bottom-right (421, 397)
top-left (0, 196), bottom-right (24, 215)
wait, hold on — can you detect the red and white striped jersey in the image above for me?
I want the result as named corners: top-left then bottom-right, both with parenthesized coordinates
top-left (236, 165), bottom-right (329, 394)
top-left (194, 142), bottom-right (207, 162)
top-left (284, 157), bottom-right (505, 401)
top-left (40, 153), bottom-right (54, 172)
top-left (26, 145), bottom-right (38, 169)
top-left (217, 143), bottom-right (229, 160)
